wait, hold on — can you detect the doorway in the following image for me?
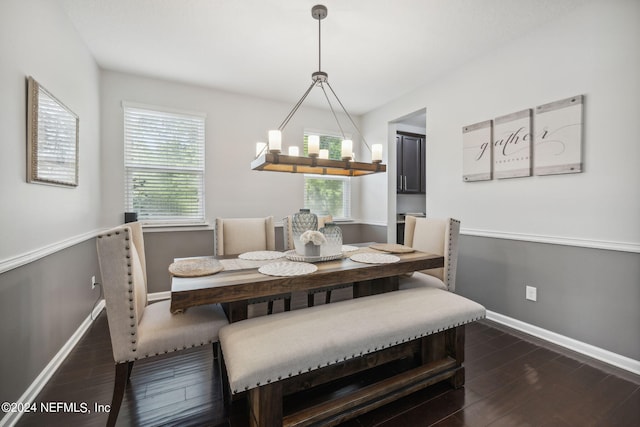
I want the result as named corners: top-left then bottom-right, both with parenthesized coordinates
top-left (387, 108), bottom-right (426, 244)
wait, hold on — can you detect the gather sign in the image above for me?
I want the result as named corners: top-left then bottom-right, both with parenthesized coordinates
top-left (462, 95), bottom-right (583, 181)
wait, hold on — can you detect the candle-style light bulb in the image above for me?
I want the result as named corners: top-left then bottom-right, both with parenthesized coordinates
top-left (268, 130), bottom-right (281, 153)
top-left (341, 139), bottom-right (352, 160)
top-left (308, 135), bottom-right (320, 157)
top-left (372, 144), bottom-right (383, 163)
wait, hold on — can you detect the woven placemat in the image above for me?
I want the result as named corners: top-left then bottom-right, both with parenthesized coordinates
top-left (258, 261), bottom-right (317, 277)
top-left (238, 250), bottom-right (285, 260)
top-left (350, 253), bottom-right (400, 264)
top-left (369, 243), bottom-right (415, 253)
top-left (169, 258), bottom-right (223, 277)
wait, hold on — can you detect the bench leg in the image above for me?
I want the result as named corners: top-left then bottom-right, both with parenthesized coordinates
top-left (219, 349), bottom-right (231, 408)
top-left (446, 325), bottom-right (465, 389)
top-left (248, 382), bottom-right (283, 427)
top-left (421, 326), bottom-right (466, 389)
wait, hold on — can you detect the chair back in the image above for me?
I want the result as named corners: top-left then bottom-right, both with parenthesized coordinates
top-left (215, 216), bottom-right (275, 255)
top-left (96, 222), bottom-right (148, 362)
top-left (283, 214), bottom-right (333, 251)
top-left (404, 216), bottom-right (460, 292)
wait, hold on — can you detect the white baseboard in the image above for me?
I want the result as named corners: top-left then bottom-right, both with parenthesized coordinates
top-left (4, 300), bottom-right (636, 427)
top-left (148, 291), bottom-right (171, 302)
top-left (0, 292), bottom-right (171, 426)
top-left (0, 300), bottom-right (106, 427)
top-left (486, 310), bottom-right (640, 376)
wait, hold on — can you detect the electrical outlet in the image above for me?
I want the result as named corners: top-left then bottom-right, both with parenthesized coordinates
top-left (526, 285), bottom-right (537, 302)
top-left (91, 275), bottom-right (97, 290)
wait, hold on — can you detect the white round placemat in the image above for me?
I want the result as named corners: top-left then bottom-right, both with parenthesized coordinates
top-left (258, 261), bottom-right (317, 276)
top-left (238, 251), bottom-right (285, 260)
top-left (350, 253), bottom-right (400, 264)
top-left (341, 245), bottom-right (359, 252)
top-left (169, 258), bottom-right (223, 277)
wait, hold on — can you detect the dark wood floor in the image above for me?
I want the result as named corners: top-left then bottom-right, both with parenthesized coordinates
top-left (16, 299), bottom-right (640, 427)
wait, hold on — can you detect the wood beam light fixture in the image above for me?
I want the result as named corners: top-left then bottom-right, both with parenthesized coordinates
top-left (252, 4), bottom-right (386, 177)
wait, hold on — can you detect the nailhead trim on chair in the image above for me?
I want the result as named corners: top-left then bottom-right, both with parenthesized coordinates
top-left (122, 228), bottom-right (139, 356)
top-left (140, 339), bottom-right (215, 359)
top-left (100, 226), bottom-right (223, 366)
top-left (446, 218), bottom-right (461, 292)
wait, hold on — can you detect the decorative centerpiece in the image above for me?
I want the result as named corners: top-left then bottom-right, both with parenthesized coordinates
top-left (299, 230), bottom-right (326, 257)
top-left (292, 209), bottom-right (318, 255)
top-left (319, 222), bottom-right (343, 256)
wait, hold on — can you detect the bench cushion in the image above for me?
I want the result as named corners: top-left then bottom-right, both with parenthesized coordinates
top-left (219, 287), bottom-right (485, 394)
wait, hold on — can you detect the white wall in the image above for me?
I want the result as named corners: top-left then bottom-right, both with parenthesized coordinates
top-left (361, 0), bottom-right (640, 247)
top-left (100, 70), bottom-right (368, 227)
top-left (0, 0), bottom-right (101, 261)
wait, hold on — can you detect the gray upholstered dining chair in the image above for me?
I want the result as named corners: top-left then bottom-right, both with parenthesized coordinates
top-left (215, 216), bottom-right (290, 314)
top-left (398, 216), bottom-right (461, 292)
top-left (96, 222), bottom-right (229, 427)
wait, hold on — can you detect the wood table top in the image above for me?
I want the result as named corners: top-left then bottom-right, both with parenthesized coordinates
top-left (170, 246), bottom-right (444, 314)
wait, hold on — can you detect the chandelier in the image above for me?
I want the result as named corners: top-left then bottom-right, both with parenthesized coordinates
top-left (251, 4), bottom-right (386, 177)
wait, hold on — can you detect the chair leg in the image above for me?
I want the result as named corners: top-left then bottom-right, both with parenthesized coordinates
top-left (325, 290), bottom-right (332, 304)
top-left (126, 360), bottom-right (134, 380)
top-left (213, 342), bottom-right (223, 382)
top-left (213, 342), bottom-right (219, 361)
top-left (267, 300), bottom-right (274, 315)
top-left (307, 293), bottom-right (315, 307)
top-left (108, 361), bottom-right (133, 427)
top-left (284, 297), bottom-right (291, 312)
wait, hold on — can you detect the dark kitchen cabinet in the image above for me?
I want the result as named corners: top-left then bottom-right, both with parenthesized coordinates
top-left (397, 132), bottom-right (425, 194)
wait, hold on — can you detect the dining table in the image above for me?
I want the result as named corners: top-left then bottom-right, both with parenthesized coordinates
top-left (169, 245), bottom-right (444, 323)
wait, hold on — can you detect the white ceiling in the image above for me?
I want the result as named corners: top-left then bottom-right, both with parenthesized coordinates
top-left (61, 0), bottom-right (592, 115)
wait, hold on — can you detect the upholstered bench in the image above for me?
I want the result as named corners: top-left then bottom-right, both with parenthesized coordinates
top-left (219, 287), bottom-right (485, 427)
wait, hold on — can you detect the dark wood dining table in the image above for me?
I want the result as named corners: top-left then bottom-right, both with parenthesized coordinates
top-left (170, 246), bottom-right (444, 323)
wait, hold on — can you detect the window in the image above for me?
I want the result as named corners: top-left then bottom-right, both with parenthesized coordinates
top-left (303, 132), bottom-right (351, 220)
top-left (123, 102), bottom-right (205, 225)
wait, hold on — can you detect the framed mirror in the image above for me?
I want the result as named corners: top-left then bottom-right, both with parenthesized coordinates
top-left (27, 76), bottom-right (79, 187)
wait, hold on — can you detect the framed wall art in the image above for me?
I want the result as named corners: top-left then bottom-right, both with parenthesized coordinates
top-left (462, 120), bottom-right (492, 182)
top-left (493, 109), bottom-right (532, 179)
top-left (27, 76), bottom-right (79, 187)
top-left (534, 95), bottom-right (583, 175)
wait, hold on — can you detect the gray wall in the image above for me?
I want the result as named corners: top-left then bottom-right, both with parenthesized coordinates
top-left (456, 235), bottom-right (640, 360)
top-left (0, 0), bottom-right (102, 410)
top-left (0, 239), bottom-right (101, 404)
top-left (358, 0), bottom-right (640, 367)
top-left (0, 221), bottom-right (385, 408)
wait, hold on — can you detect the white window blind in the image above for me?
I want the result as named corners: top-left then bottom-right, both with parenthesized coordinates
top-left (123, 103), bottom-right (205, 224)
top-left (303, 132), bottom-right (351, 220)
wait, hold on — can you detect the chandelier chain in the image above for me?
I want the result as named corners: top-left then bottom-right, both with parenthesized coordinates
top-left (274, 4), bottom-right (372, 154)
top-left (318, 12), bottom-right (322, 71)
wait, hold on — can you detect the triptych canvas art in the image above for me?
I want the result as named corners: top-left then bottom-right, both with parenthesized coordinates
top-left (462, 95), bottom-right (583, 182)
